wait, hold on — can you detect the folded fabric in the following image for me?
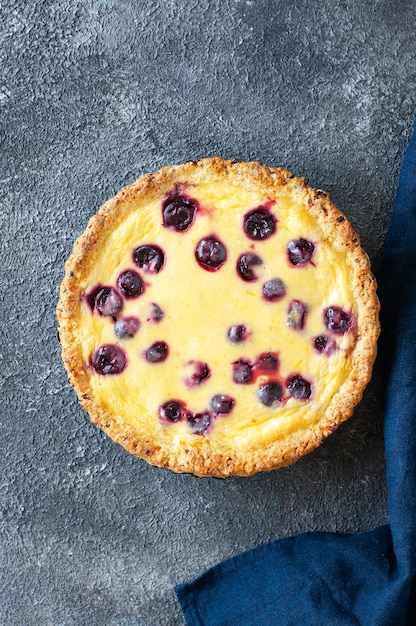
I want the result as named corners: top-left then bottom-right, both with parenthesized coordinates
top-left (175, 121), bottom-right (416, 626)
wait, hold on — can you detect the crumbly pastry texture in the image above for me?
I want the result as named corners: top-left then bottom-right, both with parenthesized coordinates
top-left (57, 158), bottom-right (380, 477)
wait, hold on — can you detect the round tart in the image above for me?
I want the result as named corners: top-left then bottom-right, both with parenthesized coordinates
top-left (57, 158), bottom-right (379, 477)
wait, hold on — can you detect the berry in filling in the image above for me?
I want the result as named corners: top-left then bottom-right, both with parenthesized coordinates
top-left (87, 286), bottom-right (123, 317)
top-left (254, 352), bottom-right (279, 372)
top-left (85, 285), bottom-right (104, 311)
top-left (236, 252), bottom-right (263, 282)
top-left (187, 412), bottom-right (212, 435)
top-left (148, 302), bottom-right (164, 323)
top-left (227, 324), bottom-right (249, 344)
top-left (159, 400), bottom-right (185, 422)
top-left (287, 375), bottom-right (312, 400)
top-left (286, 300), bottom-right (308, 330)
top-left (184, 361), bottom-right (211, 387)
top-left (243, 207), bottom-right (276, 240)
top-left (91, 344), bottom-right (127, 375)
top-left (117, 269), bottom-right (144, 299)
top-left (232, 360), bottom-right (253, 384)
top-left (210, 394), bottom-right (235, 414)
top-left (324, 306), bottom-right (353, 334)
top-left (115, 316), bottom-right (141, 339)
top-left (231, 352), bottom-right (281, 387)
top-left (313, 335), bottom-right (336, 355)
top-left (144, 341), bottom-right (169, 363)
top-left (133, 245), bottom-right (165, 274)
top-left (195, 236), bottom-right (227, 271)
top-left (257, 381), bottom-right (283, 406)
top-left (287, 238), bottom-right (315, 266)
top-left (262, 278), bottom-right (286, 302)
top-left (162, 193), bottom-right (198, 231)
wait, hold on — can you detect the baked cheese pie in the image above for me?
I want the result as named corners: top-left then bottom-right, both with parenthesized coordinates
top-left (57, 158), bottom-right (379, 477)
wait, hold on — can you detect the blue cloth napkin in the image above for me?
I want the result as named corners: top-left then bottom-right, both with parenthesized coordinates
top-left (175, 122), bottom-right (416, 626)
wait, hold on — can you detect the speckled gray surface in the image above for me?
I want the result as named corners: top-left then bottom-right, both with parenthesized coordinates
top-left (1, 1), bottom-right (415, 624)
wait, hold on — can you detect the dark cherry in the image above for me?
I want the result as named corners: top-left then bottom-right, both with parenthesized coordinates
top-left (227, 324), bottom-right (249, 344)
top-left (159, 400), bottom-right (185, 422)
top-left (144, 341), bottom-right (169, 363)
top-left (187, 412), bottom-right (212, 435)
top-left (287, 238), bottom-right (315, 266)
top-left (236, 252), bottom-right (263, 282)
top-left (148, 302), bottom-right (164, 323)
top-left (195, 236), bottom-right (227, 271)
top-left (243, 207), bottom-right (276, 240)
top-left (324, 306), bottom-right (353, 334)
top-left (86, 285), bottom-right (103, 311)
top-left (114, 316), bottom-right (141, 339)
top-left (185, 361), bottom-right (211, 387)
top-left (262, 278), bottom-right (286, 302)
top-left (286, 300), bottom-right (308, 330)
top-left (93, 287), bottom-right (123, 317)
top-left (91, 344), bottom-right (127, 375)
top-left (133, 245), bottom-right (165, 274)
top-left (210, 394), bottom-right (235, 414)
top-left (162, 193), bottom-right (198, 231)
top-left (257, 381), bottom-right (283, 407)
top-left (254, 352), bottom-right (279, 372)
top-left (287, 375), bottom-right (312, 400)
top-left (313, 335), bottom-right (336, 355)
top-left (232, 360), bottom-right (253, 384)
top-left (117, 269), bottom-right (144, 299)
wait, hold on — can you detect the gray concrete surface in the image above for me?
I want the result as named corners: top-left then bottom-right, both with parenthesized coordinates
top-left (1, 1), bottom-right (415, 624)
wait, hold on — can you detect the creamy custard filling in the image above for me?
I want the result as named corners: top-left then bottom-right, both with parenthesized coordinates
top-left (77, 181), bottom-right (357, 451)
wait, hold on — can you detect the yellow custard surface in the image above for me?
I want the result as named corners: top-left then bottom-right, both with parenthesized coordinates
top-left (76, 180), bottom-right (359, 453)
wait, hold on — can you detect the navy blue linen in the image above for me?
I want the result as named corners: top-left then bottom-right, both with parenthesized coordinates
top-left (175, 122), bottom-right (416, 626)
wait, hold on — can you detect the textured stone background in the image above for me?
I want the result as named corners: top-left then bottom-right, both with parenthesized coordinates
top-left (1, 1), bottom-right (415, 624)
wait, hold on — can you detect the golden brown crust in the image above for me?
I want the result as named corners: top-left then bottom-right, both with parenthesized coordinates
top-left (56, 158), bottom-right (380, 477)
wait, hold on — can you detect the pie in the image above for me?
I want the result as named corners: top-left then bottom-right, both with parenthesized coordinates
top-left (56, 158), bottom-right (380, 477)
